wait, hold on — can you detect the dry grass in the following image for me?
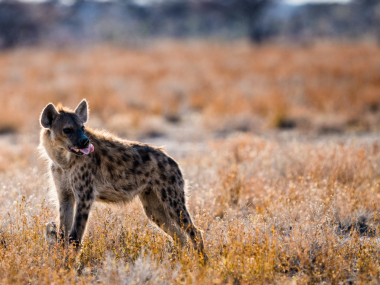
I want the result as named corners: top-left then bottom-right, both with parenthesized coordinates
top-left (1, 133), bottom-right (380, 284)
top-left (1, 41), bottom-right (380, 284)
top-left (0, 41), bottom-right (380, 136)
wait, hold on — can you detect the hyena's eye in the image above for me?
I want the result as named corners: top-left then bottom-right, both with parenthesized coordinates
top-left (63, 128), bottom-right (73, 135)
top-left (81, 126), bottom-right (85, 132)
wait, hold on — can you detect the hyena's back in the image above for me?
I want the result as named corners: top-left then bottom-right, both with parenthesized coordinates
top-left (81, 129), bottom-right (185, 206)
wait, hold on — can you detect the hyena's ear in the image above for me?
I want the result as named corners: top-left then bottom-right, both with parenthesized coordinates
top-left (75, 99), bottom-right (88, 123)
top-left (40, 103), bottom-right (59, 129)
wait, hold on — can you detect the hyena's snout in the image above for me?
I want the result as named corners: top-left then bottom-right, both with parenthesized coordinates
top-left (78, 136), bottom-right (89, 148)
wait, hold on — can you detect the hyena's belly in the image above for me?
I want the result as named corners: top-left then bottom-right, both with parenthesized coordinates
top-left (95, 181), bottom-right (140, 204)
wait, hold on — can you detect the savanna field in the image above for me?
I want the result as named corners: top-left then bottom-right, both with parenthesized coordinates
top-left (1, 41), bottom-right (380, 284)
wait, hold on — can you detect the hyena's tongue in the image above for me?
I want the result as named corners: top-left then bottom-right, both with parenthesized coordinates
top-left (79, 144), bottom-right (94, 155)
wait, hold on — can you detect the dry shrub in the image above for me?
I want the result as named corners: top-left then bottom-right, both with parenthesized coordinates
top-left (1, 132), bottom-right (380, 283)
top-left (214, 164), bottom-right (244, 218)
top-left (1, 42), bottom-right (380, 135)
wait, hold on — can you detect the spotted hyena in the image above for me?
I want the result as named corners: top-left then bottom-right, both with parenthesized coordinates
top-left (40, 99), bottom-right (205, 257)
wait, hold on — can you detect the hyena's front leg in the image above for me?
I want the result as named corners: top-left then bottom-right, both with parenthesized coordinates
top-left (69, 182), bottom-right (95, 247)
top-left (58, 191), bottom-right (75, 241)
top-left (49, 166), bottom-right (75, 243)
top-left (45, 221), bottom-right (58, 244)
top-left (46, 193), bottom-right (75, 244)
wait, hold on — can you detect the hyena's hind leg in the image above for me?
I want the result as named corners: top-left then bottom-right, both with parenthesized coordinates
top-left (156, 185), bottom-right (206, 258)
top-left (173, 204), bottom-right (206, 255)
top-left (139, 188), bottom-right (188, 246)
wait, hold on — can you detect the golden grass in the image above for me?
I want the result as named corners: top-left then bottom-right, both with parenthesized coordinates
top-left (1, 133), bottom-right (380, 284)
top-left (0, 41), bottom-right (379, 135)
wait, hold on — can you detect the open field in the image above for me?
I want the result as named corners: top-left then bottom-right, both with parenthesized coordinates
top-left (0, 41), bottom-right (380, 137)
top-left (1, 42), bottom-right (380, 284)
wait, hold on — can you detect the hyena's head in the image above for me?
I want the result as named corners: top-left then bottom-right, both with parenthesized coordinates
top-left (40, 99), bottom-right (94, 156)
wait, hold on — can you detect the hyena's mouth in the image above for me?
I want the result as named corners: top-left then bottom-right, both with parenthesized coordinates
top-left (69, 144), bottom-right (95, 155)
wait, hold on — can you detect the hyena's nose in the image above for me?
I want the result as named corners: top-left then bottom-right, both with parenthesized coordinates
top-left (80, 137), bottom-right (89, 147)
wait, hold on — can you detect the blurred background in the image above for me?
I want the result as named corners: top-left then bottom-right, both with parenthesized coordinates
top-left (0, 0), bottom-right (379, 147)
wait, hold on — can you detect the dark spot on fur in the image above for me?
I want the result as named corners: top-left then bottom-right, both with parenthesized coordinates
top-left (136, 146), bottom-right (152, 163)
top-left (136, 171), bottom-right (142, 175)
top-left (108, 155), bottom-right (114, 163)
top-left (101, 149), bottom-right (107, 156)
top-left (107, 141), bottom-right (116, 148)
top-left (157, 163), bottom-right (165, 171)
top-left (94, 152), bottom-right (101, 166)
top-left (161, 189), bottom-right (167, 201)
top-left (160, 173), bottom-right (167, 181)
top-left (107, 164), bottom-right (113, 174)
top-left (170, 175), bottom-right (176, 184)
top-left (155, 179), bottom-right (161, 186)
top-left (144, 172), bottom-right (150, 178)
top-left (167, 157), bottom-right (178, 167)
top-left (183, 218), bottom-right (188, 224)
top-left (133, 159), bottom-right (140, 169)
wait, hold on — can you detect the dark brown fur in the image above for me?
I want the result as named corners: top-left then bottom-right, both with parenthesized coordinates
top-left (40, 100), bottom-right (205, 257)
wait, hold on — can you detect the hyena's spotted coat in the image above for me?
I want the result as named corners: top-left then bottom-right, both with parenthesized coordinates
top-left (40, 100), bottom-right (205, 256)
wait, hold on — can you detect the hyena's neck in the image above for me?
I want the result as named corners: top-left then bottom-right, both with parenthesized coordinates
top-left (40, 129), bottom-right (77, 170)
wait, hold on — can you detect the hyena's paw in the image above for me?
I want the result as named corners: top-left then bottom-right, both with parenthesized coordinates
top-left (68, 236), bottom-right (80, 250)
top-left (45, 221), bottom-right (58, 244)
